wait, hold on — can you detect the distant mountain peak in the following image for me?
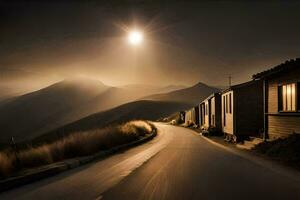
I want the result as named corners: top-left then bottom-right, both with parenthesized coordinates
top-left (62, 77), bottom-right (106, 86)
top-left (193, 81), bottom-right (209, 87)
top-left (192, 81), bottom-right (220, 90)
top-left (143, 81), bottom-right (220, 105)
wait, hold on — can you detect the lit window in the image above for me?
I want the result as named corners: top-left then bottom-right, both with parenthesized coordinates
top-left (280, 83), bottom-right (297, 111)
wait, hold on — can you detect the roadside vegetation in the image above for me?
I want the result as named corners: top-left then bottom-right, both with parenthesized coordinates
top-left (0, 120), bottom-right (156, 179)
top-left (158, 112), bottom-right (185, 125)
top-left (253, 133), bottom-right (300, 169)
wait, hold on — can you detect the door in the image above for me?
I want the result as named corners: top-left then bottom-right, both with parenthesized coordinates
top-left (223, 95), bottom-right (226, 126)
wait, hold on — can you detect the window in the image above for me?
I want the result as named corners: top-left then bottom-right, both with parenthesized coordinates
top-left (280, 83), bottom-right (297, 112)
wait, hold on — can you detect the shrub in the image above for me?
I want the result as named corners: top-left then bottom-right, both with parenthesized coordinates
top-left (0, 152), bottom-right (14, 178)
top-left (19, 146), bottom-right (53, 168)
top-left (0, 120), bottom-right (154, 178)
top-left (253, 134), bottom-right (300, 167)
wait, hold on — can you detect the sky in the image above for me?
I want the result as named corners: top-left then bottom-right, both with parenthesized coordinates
top-left (1, 0), bottom-right (300, 90)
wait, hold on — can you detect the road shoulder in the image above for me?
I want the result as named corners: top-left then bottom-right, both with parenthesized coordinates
top-left (0, 127), bottom-right (157, 193)
top-left (186, 127), bottom-right (300, 182)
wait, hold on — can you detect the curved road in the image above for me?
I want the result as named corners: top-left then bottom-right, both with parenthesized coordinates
top-left (1, 123), bottom-right (300, 200)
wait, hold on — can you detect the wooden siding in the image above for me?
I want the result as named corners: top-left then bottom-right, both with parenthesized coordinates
top-left (266, 67), bottom-right (300, 138)
top-left (185, 110), bottom-right (192, 125)
top-left (268, 115), bottom-right (300, 139)
top-left (210, 94), bottom-right (222, 131)
top-left (268, 81), bottom-right (278, 113)
top-left (203, 100), bottom-right (210, 129)
top-left (191, 109), bottom-right (196, 124)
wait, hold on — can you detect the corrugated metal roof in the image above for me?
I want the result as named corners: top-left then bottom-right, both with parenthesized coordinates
top-left (221, 80), bottom-right (259, 94)
top-left (252, 58), bottom-right (300, 79)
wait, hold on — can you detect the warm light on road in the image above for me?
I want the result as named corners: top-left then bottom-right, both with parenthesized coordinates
top-left (128, 30), bottom-right (143, 45)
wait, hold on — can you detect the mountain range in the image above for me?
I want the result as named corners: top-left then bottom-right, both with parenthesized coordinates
top-left (143, 82), bottom-right (220, 105)
top-left (33, 100), bottom-right (191, 144)
top-left (0, 78), bottom-right (219, 143)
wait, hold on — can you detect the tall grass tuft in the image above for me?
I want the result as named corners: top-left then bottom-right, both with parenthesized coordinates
top-left (0, 152), bottom-right (14, 178)
top-left (0, 120), bottom-right (154, 179)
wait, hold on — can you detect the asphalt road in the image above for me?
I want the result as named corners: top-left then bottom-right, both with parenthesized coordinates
top-left (1, 123), bottom-right (300, 200)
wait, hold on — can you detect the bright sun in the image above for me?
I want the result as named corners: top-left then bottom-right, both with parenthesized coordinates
top-left (128, 31), bottom-right (143, 45)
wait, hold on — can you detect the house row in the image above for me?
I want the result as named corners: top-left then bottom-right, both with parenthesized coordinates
top-left (183, 58), bottom-right (300, 141)
top-left (184, 106), bottom-right (199, 127)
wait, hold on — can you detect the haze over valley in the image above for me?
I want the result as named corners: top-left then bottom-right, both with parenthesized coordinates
top-left (0, 77), bottom-right (217, 143)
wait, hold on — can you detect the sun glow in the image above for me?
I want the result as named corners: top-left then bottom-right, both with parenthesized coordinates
top-left (128, 30), bottom-right (143, 45)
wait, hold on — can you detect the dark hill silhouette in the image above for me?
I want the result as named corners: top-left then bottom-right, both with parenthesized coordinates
top-left (158, 85), bottom-right (187, 93)
top-left (0, 79), bottom-right (167, 142)
top-left (143, 82), bottom-right (220, 105)
top-left (33, 100), bottom-right (192, 144)
top-left (0, 78), bottom-right (109, 142)
top-left (0, 79), bottom-right (215, 143)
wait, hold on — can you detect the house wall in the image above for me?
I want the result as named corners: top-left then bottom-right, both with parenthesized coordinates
top-left (267, 69), bottom-right (300, 113)
top-left (185, 110), bottom-right (192, 125)
top-left (211, 97), bottom-right (215, 127)
top-left (266, 68), bottom-right (300, 138)
top-left (194, 106), bottom-right (200, 125)
top-left (203, 100), bottom-right (210, 129)
top-left (235, 80), bottom-right (264, 136)
top-left (222, 91), bottom-right (234, 135)
top-left (268, 115), bottom-right (300, 139)
top-left (212, 94), bottom-right (222, 131)
top-left (191, 109), bottom-right (196, 124)
top-left (199, 103), bottom-right (205, 126)
top-left (198, 103), bottom-right (202, 125)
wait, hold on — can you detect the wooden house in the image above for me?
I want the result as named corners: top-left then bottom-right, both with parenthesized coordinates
top-left (221, 80), bottom-right (264, 142)
top-left (199, 100), bottom-right (208, 129)
top-left (185, 106), bottom-right (200, 126)
top-left (253, 58), bottom-right (300, 140)
top-left (185, 109), bottom-right (193, 126)
top-left (191, 106), bottom-right (200, 126)
top-left (199, 93), bottom-right (222, 132)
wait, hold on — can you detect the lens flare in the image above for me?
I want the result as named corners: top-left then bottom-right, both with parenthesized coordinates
top-left (128, 31), bottom-right (143, 45)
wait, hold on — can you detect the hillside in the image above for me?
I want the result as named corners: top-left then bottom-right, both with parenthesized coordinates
top-left (0, 78), bottom-right (107, 142)
top-left (119, 84), bottom-right (186, 97)
top-left (0, 78), bottom-right (214, 143)
top-left (143, 82), bottom-right (220, 105)
top-left (0, 79), bottom-right (165, 142)
top-left (34, 100), bottom-right (191, 143)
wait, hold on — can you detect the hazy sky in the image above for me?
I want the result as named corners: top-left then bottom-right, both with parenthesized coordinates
top-left (1, 0), bottom-right (300, 88)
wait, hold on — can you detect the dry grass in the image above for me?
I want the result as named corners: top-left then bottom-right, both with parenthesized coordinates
top-left (0, 152), bottom-right (14, 178)
top-left (0, 120), bottom-right (155, 179)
